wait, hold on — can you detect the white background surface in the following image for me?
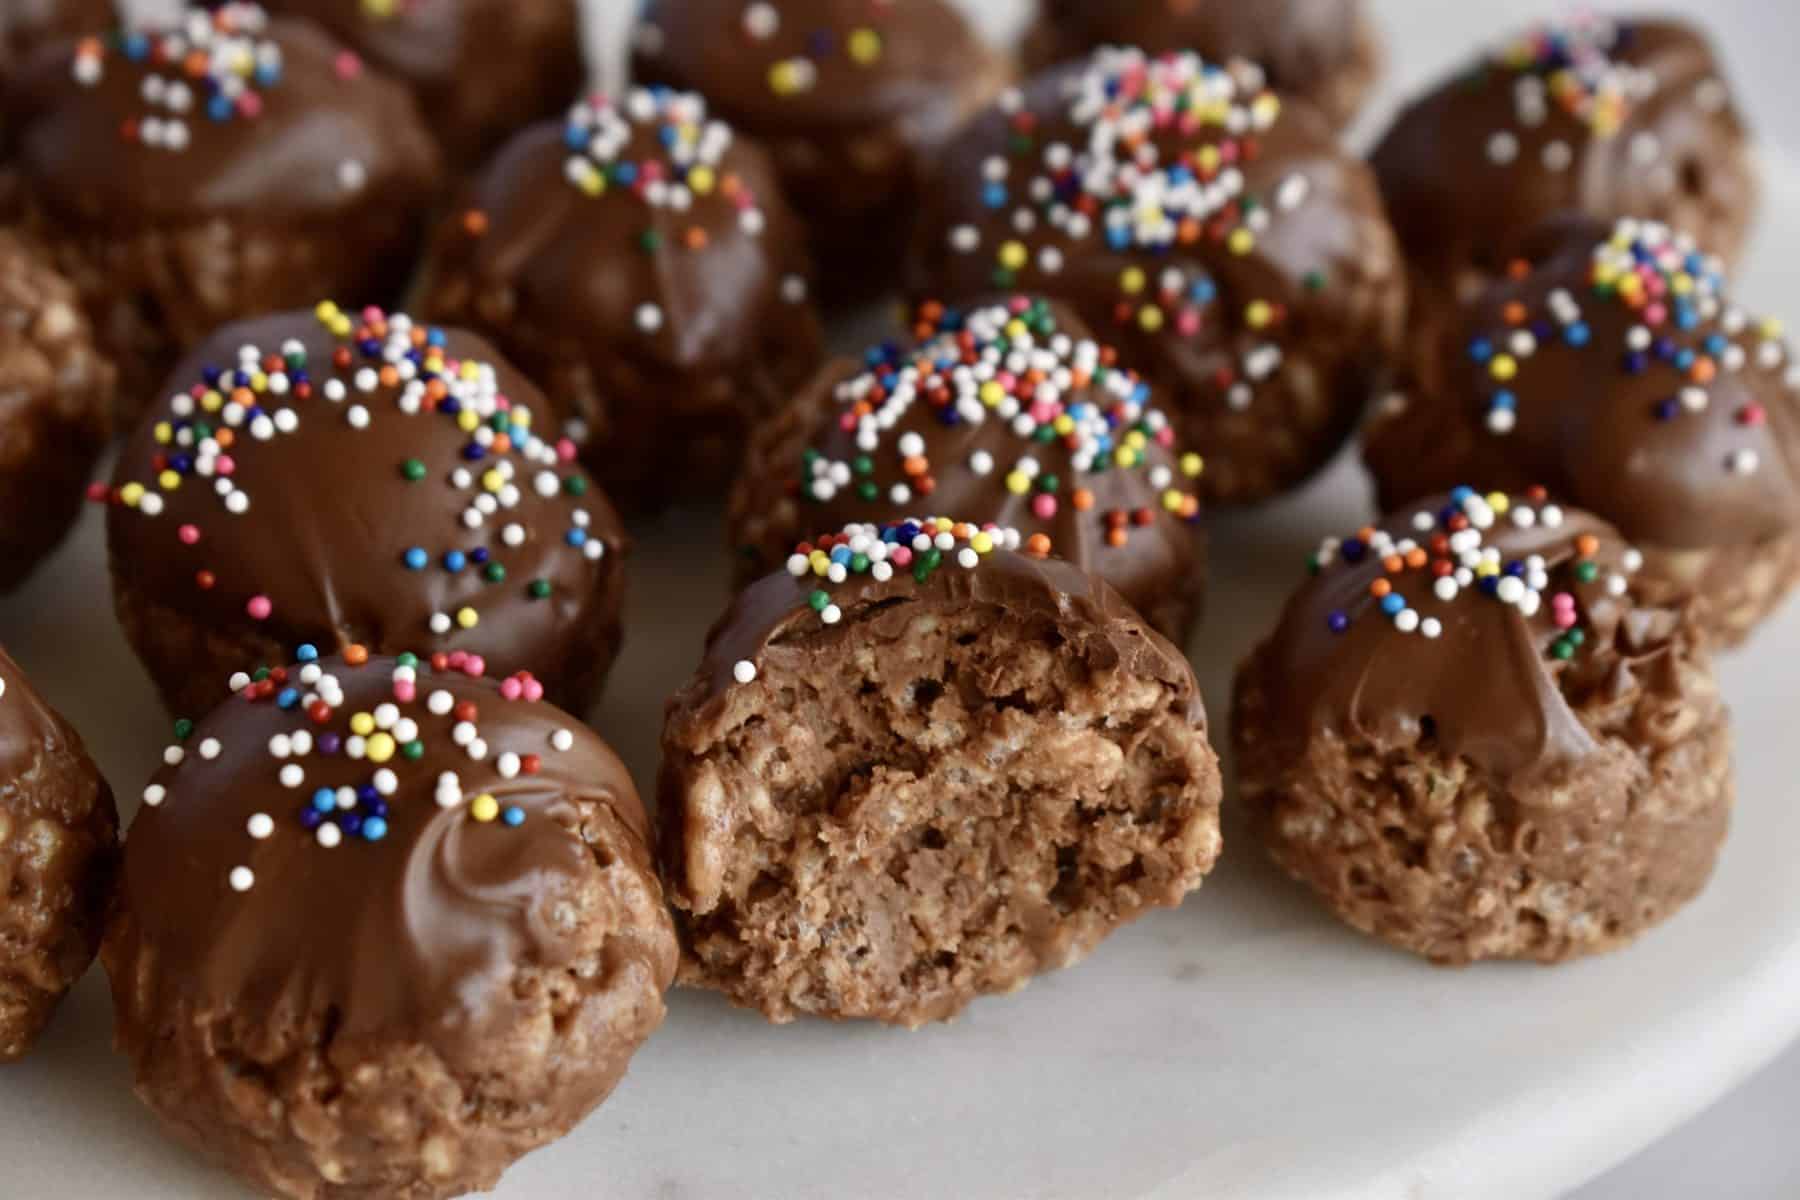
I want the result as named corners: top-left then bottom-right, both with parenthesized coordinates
top-left (2, 1), bottom-right (1796, 1197)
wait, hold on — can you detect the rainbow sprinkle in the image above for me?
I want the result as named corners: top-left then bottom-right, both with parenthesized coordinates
top-left (1470, 219), bottom-right (1793, 472)
top-left (102, 303), bottom-right (605, 638)
top-left (795, 296), bottom-right (1202, 545)
top-left (146, 656), bottom-right (576, 894)
top-left (1484, 13), bottom-right (1642, 139)
top-left (780, 517), bottom-right (1034, 630)
top-left (944, 48), bottom-right (1315, 411)
top-left (1310, 487), bottom-right (1640, 655)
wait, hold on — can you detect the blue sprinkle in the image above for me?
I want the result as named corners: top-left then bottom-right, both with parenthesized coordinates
top-left (1340, 539), bottom-right (1366, 563)
top-left (1380, 594), bottom-right (1405, 616)
top-left (361, 816), bottom-right (388, 842)
top-left (298, 807), bottom-right (324, 831)
top-left (444, 550), bottom-right (467, 571)
top-left (404, 547), bottom-right (429, 570)
top-left (981, 182), bottom-right (1007, 209)
top-left (503, 806), bottom-right (526, 827)
top-left (1468, 338), bottom-right (1494, 364)
top-left (565, 529), bottom-right (587, 547)
top-left (1564, 322), bottom-right (1590, 347)
top-left (311, 788), bottom-right (336, 814)
top-left (277, 688), bottom-right (300, 710)
top-left (358, 785), bottom-right (379, 805)
top-left (470, 547), bottom-right (490, 565)
top-left (1491, 389), bottom-right (1517, 410)
top-left (339, 812), bottom-right (363, 837)
top-left (1326, 610), bottom-right (1350, 633)
top-left (296, 644), bottom-right (319, 663)
top-left (207, 95), bottom-right (235, 122)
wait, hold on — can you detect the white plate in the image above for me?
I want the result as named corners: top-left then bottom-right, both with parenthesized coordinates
top-left (5, 2), bottom-right (1798, 1198)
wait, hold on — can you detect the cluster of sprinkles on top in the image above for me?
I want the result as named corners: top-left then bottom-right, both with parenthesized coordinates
top-left (97, 302), bottom-right (605, 637)
top-left (944, 48), bottom-right (1322, 413)
top-left (1310, 486), bottom-right (1641, 659)
top-left (1469, 219), bottom-right (1793, 474)
top-left (458, 86), bottom-right (807, 341)
top-left (798, 297), bottom-right (1202, 539)
top-left (70, 2), bottom-right (368, 190)
top-left (634, 1), bottom-right (893, 96)
top-left (1474, 14), bottom-right (1728, 180)
top-left (143, 651), bottom-right (581, 895)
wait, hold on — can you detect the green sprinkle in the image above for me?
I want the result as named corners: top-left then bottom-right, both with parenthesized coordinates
top-left (397, 652), bottom-right (418, 668)
top-left (402, 459), bottom-right (427, 482)
top-left (484, 563), bottom-right (506, 583)
top-left (173, 718), bottom-right (195, 742)
top-left (402, 741), bottom-right (425, 761)
top-left (563, 475), bottom-right (588, 497)
top-left (853, 455), bottom-right (873, 476)
top-left (808, 590), bottom-right (829, 613)
top-left (1574, 561), bottom-right (1598, 583)
top-left (529, 579), bottom-right (553, 599)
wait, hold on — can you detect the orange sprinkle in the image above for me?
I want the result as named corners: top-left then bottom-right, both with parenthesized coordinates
top-left (902, 455), bottom-right (928, 477)
top-left (462, 209), bottom-right (489, 237)
top-left (1506, 258), bottom-right (1532, 281)
top-left (1026, 533), bottom-right (1053, 558)
top-left (1690, 358), bottom-right (1717, 384)
top-left (1575, 534), bottom-right (1599, 557)
top-left (1105, 528), bottom-right (1128, 548)
top-left (1382, 554), bottom-right (1403, 574)
top-left (378, 365), bottom-right (400, 387)
top-left (1405, 547), bottom-right (1428, 568)
top-left (343, 644), bottom-right (370, 666)
top-left (1072, 488), bottom-right (1095, 511)
top-left (1370, 578), bottom-right (1392, 598)
top-left (1503, 301), bottom-right (1528, 325)
top-left (684, 227), bottom-right (709, 250)
top-left (216, 428), bottom-right (236, 448)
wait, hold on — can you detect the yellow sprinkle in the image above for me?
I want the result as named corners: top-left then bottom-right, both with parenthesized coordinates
top-left (1246, 300), bottom-right (1273, 329)
top-left (1489, 355), bottom-right (1518, 381)
top-left (847, 27), bottom-right (882, 64)
top-left (687, 165), bottom-right (715, 195)
top-left (1120, 267), bottom-right (1146, 295)
top-left (1125, 430), bottom-right (1147, 450)
top-left (482, 468), bottom-right (506, 493)
top-left (158, 470), bottom-right (181, 491)
top-left (119, 482), bottom-right (145, 507)
top-left (1180, 452), bottom-right (1204, 477)
top-left (1004, 470), bottom-right (1030, 495)
top-left (314, 300), bottom-right (341, 323)
top-left (153, 422), bottom-right (173, 445)
top-left (512, 408), bottom-right (531, 428)
top-left (1138, 305), bottom-right (1165, 332)
top-left (1486, 491), bottom-right (1511, 514)
top-left (349, 712), bottom-right (375, 737)
top-left (366, 733), bottom-right (395, 763)
top-left (249, 371), bottom-right (267, 392)
top-left (1762, 317), bottom-right (1786, 338)
top-left (1052, 414), bottom-right (1075, 435)
top-left (459, 362), bottom-right (479, 381)
top-left (457, 410), bottom-right (480, 433)
top-left (201, 390), bottom-right (224, 412)
top-left (1113, 447), bottom-right (1139, 468)
top-left (1228, 228), bottom-right (1255, 256)
top-left (456, 607), bottom-right (479, 630)
top-left (1196, 145), bottom-right (1221, 173)
top-left (998, 241), bottom-right (1028, 271)
top-left (979, 380), bottom-right (1006, 407)
top-left (971, 531), bottom-right (994, 554)
top-left (1161, 490), bottom-right (1185, 512)
top-left (470, 794), bottom-right (499, 822)
top-left (809, 549), bottom-right (829, 576)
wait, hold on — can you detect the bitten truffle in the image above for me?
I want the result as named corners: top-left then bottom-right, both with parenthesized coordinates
top-left (909, 48), bottom-right (1406, 505)
top-left (105, 305), bottom-right (627, 720)
top-left (420, 87), bottom-right (824, 511)
top-left (1371, 13), bottom-right (1757, 355)
top-left (6, 3), bottom-right (443, 417)
top-left (660, 518), bottom-right (1223, 1027)
top-left (0, 0), bottom-right (112, 80)
top-left (631, 0), bottom-right (1008, 300)
top-left (1233, 488), bottom-right (1731, 964)
top-left (0, 229), bottom-right (113, 592)
top-left (0, 647), bottom-right (117, 1062)
top-left (729, 296), bottom-right (1208, 642)
top-left (1023, 0), bottom-right (1382, 132)
top-left (103, 655), bottom-right (677, 1199)
top-left (261, 0), bottom-right (585, 171)
top-left (1365, 217), bottom-right (1800, 646)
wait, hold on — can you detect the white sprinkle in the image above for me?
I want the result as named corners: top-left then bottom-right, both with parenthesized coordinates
top-left (1496, 576), bottom-right (1526, 604)
top-left (551, 728), bottom-right (575, 752)
top-left (278, 764), bottom-right (304, 788)
top-left (198, 738), bottom-right (221, 760)
top-left (497, 752), bottom-right (522, 779)
top-left (733, 660), bottom-right (758, 684)
top-left (337, 159), bottom-right (367, 192)
top-left (743, 2), bottom-right (778, 38)
top-left (636, 304), bottom-right (664, 333)
top-left (373, 769), bottom-right (398, 796)
top-left (229, 866), bottom-right (255, 892)
top-left (347, 405), bottom-right (371, 429)
top-left (1421, 618), bottom-right (1443, 639)
top-left (1729, 448), bottom-right (1760, 474)
top-left (429, 690), bottom-right (455, 715)
top-left (821, 604), bottom-right (842, 625)
top-left (1542, 141), bottom-right (1573, 171)
top-left (247, 813), bottom-right (274, 839)
top-left (316, 824), bottom-right (343, 848)
top-left (143, 784), bottom-right (166, 808)
top-left (1486, 131), bottom-right (1518, 164)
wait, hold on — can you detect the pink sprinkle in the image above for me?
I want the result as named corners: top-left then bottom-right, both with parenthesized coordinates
top-left (891, 546), bottom-right (914, 567)
top-left (1644, 303), bottom-right (1667, 327)
top-left (362, 305), bottom-right (385, 324)
top-left (522, 678), bottom-right (544, 702)
top-left (246, 595), bottom-right (272, 620)
top-left (393, 681), bottom-right (416, 703)
top-left (216, 455), bottom-right (237, 477)
top-left (447, 650), bottom-right (469, 668)
top-left (500, 678), bottom-right (522, 700)
top-left (1554, 610), bottom-right (1577, 630)
top-left (1176, 311), bottom-right (1202, 337)
top-left (1007, 296), bottom-right (1030, 314)
top-left (1154, 427), bottom-right (1175, 446)
top-left (1032, 494), bottom-right (1058, 519)
top-left (335, 51), bottom-right (363, 80)
top-left (178, 524), bottom-right (201, 545)
top-left (236, 93), bottom-right (262, 119)
top-left (556, 438), bottom-right (578, 462)
top-left (463, 655), bottom-right (486, 677)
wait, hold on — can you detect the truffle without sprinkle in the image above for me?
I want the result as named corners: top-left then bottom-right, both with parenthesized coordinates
top-left (729, 296), bottom-right (1207, 642)
top-left (660, 519), bottom-right (1223, 1026)
top-left (1023, 0), bottom-right (1382, 133)
top-left (261, 0), bottom-right (585, 171)
top-left (6, 3), bottom-right (443, 419)
top-left (0, 229), bottom-right (113, 592)
top-left (908, 47), bottom-right (1406, 505)
top-left (106, 306), bottom-right (627, 720)
top-left (420, 87), bottom-right (824, 511)
top-left (1365, 217), bottom-right (1800, 646)
top-left (0, 647), bottom-right (117, 1062)
top-left (1233, 489), bottom-right (1731, 964)
top-left (631, 0), bottom-right (1009, 301)
top-left (1371, 14), bottom-right (1757, 357)
top-left (104, 655), bottom-right (676, 1199)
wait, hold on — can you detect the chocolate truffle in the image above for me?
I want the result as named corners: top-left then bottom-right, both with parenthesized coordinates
top-left (729, 296), bottom-right (1207, 641)
top-left (631, 0), bottom-right (1008, 299)
top-left (420, 87), bottom-right (824, 510)
top-left (1023, 0), bottom-right (1382, 133)
top-left (6, 3), bottom-right (443, 417)
top-left (103, 654), bottom-right (677, 1199)
top-left (0, 0), bottom-right (112, 80)
top-left (660, 517), bottom-right (1223, 1026)
top-left (1365, 218), bottom-right (1800, 646)
top-left (1233, 488), bottom-right (1731, 964)
top-left (105, 304), bottom-right (627, 720)
top-left (260, 0), bottom-right (584, 172)
top-left (1371, 13), bottom-right (1757, 355)
top-left (909, 48), bottom-right (1406, 505)
top-left (0, 229), bottom-right (113, 592)
top-left (0, 647), bottom-right (117, 1062)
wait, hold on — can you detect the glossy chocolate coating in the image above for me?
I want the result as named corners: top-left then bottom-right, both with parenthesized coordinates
top-left (908, 48), bottom-right (1405, 505)
top-left (727, 297), bottom-right (1206, 641)
top-left (1371, 16), bottom-right (1757, 317)
top-left (106, 308), bottom-right (626, 717)
top-left (419, 88), bottom-right (824, 510)
top-left (261, 0), bottom-right (585, 170)
top-left (1024, 0), bottom-right (1381, 131)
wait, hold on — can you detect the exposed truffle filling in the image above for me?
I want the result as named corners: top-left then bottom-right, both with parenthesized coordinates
top-left (663, 598), bottom-right (1220, 1026)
